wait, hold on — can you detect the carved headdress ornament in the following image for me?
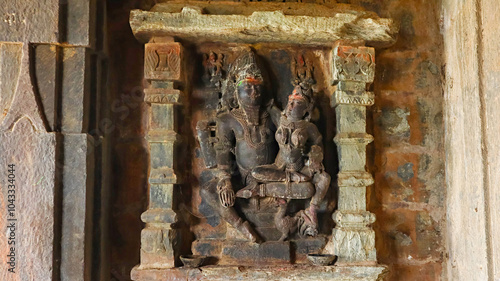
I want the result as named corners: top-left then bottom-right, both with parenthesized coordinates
top-left (232, 51), bottom-right (263, 83)
top-left (286, 85), bottom-right (314, 121)
top-left (220, 51), bottom-right (265, 111)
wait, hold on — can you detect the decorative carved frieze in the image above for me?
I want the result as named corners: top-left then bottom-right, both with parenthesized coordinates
top-left (333, 91), bottom-right (375, 107)
top-left (144, 88), bottom-right (183, 104)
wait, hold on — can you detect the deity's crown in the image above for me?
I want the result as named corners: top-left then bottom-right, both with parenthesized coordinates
top-left (231, 51), bottom-right (263, 83)
top-left (290, 85), bottom-right (312, 103)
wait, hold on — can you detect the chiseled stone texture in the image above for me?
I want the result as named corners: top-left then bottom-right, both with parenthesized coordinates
top-left (130, 3), bottom-right (397, 46)
top-left (0, 0), bottom-right (59, 43)
top-left (60, 134), bottom-right (95, 281)
top-left (0, 120), bottom-right (56, 281)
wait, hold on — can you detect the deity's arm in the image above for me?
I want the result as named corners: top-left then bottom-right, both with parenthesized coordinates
top-left (214, 113), bottom-right (237, 207)
top-left (307, 123), bottom-right (323, 150)
top-left (306, 123), bottom-right (325, 173)
top-left (267, 104), bottom-right (281, 126)
top-left (214, 113), bottom-right (235, 179)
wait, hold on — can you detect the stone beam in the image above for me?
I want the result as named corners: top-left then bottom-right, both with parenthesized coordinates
top-left (130, 4), bottom-right (397, 46)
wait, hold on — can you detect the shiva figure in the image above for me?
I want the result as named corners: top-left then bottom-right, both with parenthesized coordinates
top-left (198, 51), bottom-right (280, 243)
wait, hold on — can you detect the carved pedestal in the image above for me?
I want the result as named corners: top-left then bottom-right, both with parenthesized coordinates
top-left (330, 45), bottom-right (377, 263)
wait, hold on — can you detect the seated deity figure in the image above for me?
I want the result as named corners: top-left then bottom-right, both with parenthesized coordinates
top-left (236, 85), bottom-right (331, 237)
top-left (198, 51), bottom-right (280, 243)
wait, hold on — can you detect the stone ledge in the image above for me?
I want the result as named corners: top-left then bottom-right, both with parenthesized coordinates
top-left (130, 3), bottom-right (397, 46)
top-left (131, 264), bottom-right (387, 281)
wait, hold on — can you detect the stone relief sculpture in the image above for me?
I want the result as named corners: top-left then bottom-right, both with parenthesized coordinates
top-left (203, 51), bottom-right (225, 88)
top-left (197, 50), bottom-right (330, 243)
top-left (197, 51), bottom-right (279, 243)
top-left (130, 4), bottom-right (397, 279)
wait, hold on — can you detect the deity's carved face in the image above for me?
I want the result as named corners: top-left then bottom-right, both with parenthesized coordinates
top-left (286, 88), bottom-right (310, 120)
top-left (236, 77), bottom-right (264, 107)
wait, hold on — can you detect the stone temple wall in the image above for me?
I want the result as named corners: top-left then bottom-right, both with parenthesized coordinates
top-left (105, 0), bottom-right (445, 280)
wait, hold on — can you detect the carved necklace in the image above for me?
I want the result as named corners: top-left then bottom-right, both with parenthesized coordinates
top-left (231, 108), bottom-right (272, 148)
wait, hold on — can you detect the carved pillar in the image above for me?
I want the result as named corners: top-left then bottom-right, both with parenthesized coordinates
top-left (331, 45), bottom-right (377, 263)
top-left (139, 39), bottom-right (187, 269)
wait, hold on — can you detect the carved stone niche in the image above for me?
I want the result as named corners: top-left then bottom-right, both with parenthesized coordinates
top-left (129, 2), bottom-right (397, 281)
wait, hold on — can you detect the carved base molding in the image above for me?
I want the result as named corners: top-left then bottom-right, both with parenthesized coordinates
top-left (131, 264), bottom-right (388, 281)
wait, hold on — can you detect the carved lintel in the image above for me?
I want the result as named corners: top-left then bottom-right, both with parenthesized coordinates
top-left (130, 5), bottom-right (398, 46)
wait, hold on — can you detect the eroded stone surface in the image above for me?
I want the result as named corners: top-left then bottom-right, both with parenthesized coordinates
top-left (0, 0), bottom-right (59, 43)
top-left (0, 120), bottom-right (56, 281)
top-left (130, 4), bottom-right (397, 46)
top-left (60, 134), bottom-right (94, 281)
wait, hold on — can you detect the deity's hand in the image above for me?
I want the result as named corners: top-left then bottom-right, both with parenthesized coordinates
top-left (217, 178), bottom-right (235, 208)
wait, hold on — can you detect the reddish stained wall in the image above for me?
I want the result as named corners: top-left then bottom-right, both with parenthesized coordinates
top-left (106, 0), bottom-right (445, 280)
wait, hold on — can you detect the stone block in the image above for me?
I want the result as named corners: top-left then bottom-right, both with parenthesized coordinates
top-left (331, 227), bottom-right (376, 263)
top-left (338, 186), bottom-right (366, 212)
top-left (60, 133), bottom-right (95, 281)
top-left (140, 227), bottom-right (178, 268)
top-left (219, 241), bottom-right (291, 266)
top-left (336, 143), bottom-right (367, 171)
top-left (149, 184), bottom-right (174, 209)
top-left (131, 264), bottom-right (388, 281)
top-left (151, 103), bottom-right (177, 131)
top-left (0, 120), bottom-right (56, 280)
top-left (150, 141), bottom-right (176, 170)
top-left (65, 0), bottom-right (94, 46)
top-left (144, 43), bottom-right (182, 81)
top-left (60, 47), bottom-right (90, 133)
top-left (0, 44), bottom-right (46, 132)
top-left (192, 239), bottom-right (223, 257)
top-left (141, 209), bottom-right (178, 224)
top-left (335, 105), bottom-right (366, 133)
top-left (0, 43), bottom-right (22, 127)
top-left (292, 236), bottom-right (328, 263)
top-left (130, 4), bottom-right (397, 46)
top-left (34, 44), bottom-right (58, 131)
top-left (0, 0), bottom-right (59, 43)
top-left (141, 228), bottom-right (167, 254)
